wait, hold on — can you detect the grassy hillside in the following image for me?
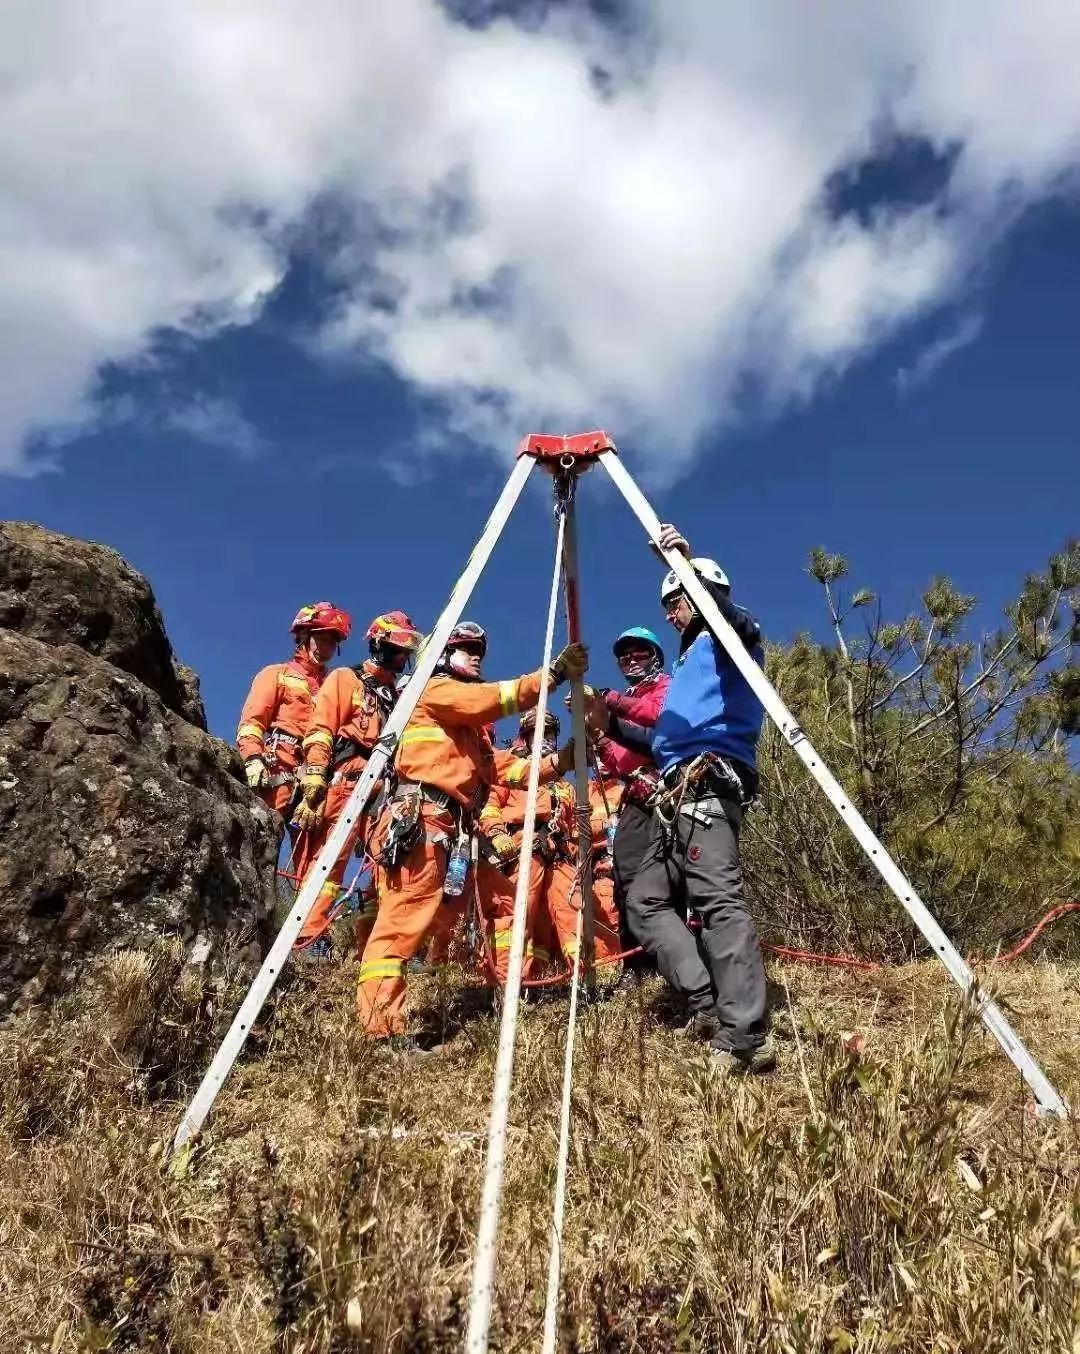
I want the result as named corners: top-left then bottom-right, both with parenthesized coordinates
top-left (2, 947), bottom-right (1078, 1352)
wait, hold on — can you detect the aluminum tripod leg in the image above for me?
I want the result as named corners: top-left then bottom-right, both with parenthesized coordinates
top-left (173, 454), bottom-right (537, 1156)
top-left (599, 450), bottom-right (1068, 1120)
top-left (556, 475), bottom-right (596, 984)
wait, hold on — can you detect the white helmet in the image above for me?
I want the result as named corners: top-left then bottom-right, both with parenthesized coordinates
top-left (660, 557), bottom-right (730, 605)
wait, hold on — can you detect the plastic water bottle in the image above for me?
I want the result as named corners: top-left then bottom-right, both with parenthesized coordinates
top-left (443, 837), bottom-right (471, 897)
top-left (605, 814), bottom-right (618, 855)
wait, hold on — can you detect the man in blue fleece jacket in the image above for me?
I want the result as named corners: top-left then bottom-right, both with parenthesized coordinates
top-left (620, 523), bottom-right (774, 1073)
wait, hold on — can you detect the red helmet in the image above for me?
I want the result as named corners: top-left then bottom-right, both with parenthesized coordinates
top-left (365, 610), bottom-right (422, 652)
top-left (436, 621), bottom-right (487, 679)
top-left (445, 621), bottom-right (487, 659)
top-left (513, 709), bottom-right (559, 756)
top-left (519, 709), bottom-right (559, 738)
top-left (290, 601), bottom-right (352, 640)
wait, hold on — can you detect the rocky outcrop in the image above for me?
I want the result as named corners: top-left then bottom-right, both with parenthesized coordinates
top-left (0, 523), bottom-right (279, 1011)
top-left (0, 520), bottom-right (207, 728)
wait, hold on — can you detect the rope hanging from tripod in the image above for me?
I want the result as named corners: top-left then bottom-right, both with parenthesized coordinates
top-left (541, 474), bottom-right (595, 1352)
top-left (541, 856), bottom-right (586, 1354)
top-left (465, 508), bottom-right (567, 1354)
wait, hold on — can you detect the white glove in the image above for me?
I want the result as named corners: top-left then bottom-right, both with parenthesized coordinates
top-left (244, 757), bottom-right (268, 789)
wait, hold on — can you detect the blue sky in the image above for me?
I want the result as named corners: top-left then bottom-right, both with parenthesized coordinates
top-left (2, 3), bottom-right (1078, 745)
top-left (6, 196), bottom-right (1076, 742)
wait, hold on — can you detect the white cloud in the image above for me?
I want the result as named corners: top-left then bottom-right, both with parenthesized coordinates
top-left (895, 313), bottom-right (985, 393)
top-left (160, 395), bottom-right (266, 458)
top-left (1, 0), bottom-right (1079, 479)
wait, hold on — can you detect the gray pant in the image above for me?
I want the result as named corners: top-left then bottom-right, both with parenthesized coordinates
top-left (624, 794), bottom-right (766, 1053)
top-left (613, 800), bottom-right (656, 968)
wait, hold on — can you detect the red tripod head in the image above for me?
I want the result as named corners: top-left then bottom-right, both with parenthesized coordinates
top-left (516, 429), bottom-right (617, 473)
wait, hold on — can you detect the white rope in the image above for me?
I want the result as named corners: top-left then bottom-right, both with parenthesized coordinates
top-left (540, 483), bottom-right (595, 1348)
top-left (541, 871), bottom-right (586, 1354)
top-left (465, 511), bottom-right (567, 1354)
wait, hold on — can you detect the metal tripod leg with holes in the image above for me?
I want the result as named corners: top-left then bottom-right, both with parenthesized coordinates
top-left (172, 436), bottom-right (610, 1157)
top-left (172, 454), bottom-right (538, 1156)
top-left (593, 439), bottom-right (1068, 1121)
top-left (523, 428), bottom-right (1070, 1354)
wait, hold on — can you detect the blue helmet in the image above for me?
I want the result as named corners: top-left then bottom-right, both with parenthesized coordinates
top-left (613, 626), bottom-right (665, 668)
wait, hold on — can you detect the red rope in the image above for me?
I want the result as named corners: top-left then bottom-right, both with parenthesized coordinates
top-left (761, 943), bottom-right (880, 972)
top-left (517, 926), bottom-right (882, 989)
top-left (275, 869), bottom-right (1079, 984)
top-left (978, 902), bottom-right (1080, 965)
top-left (512, 902), bottom-right (1080, 989)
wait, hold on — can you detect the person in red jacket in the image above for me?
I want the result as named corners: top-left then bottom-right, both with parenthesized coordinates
top-left (291, 611), bottom-right (423, 953)
top-left (236, 602), bottom-right (352, 833)
top-left (582, 627), bottom-right (670, 983)
top-left (357, 622), bottom-right (586, 1048)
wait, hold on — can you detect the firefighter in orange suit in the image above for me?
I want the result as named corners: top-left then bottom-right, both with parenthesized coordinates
top-left (357, 621), bottom-right (587, 1047)
top-left (236, 602), bottom-right (352, 830)
top-left (291, 611), bottom-right (423, 952)
top-left (476, 710), bottom-right (577, 983)
top-left (545, 771), bottom-right (624, 980)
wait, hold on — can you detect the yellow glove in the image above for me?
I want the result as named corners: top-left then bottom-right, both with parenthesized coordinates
top-left (244, 757), bottom-right (268, 790)
top-left (550, 641), bottom-right (589, 685)
top-left (490, 831), bottom-right (518, 868)
top-left (292, 771), bottom-right (327, 832)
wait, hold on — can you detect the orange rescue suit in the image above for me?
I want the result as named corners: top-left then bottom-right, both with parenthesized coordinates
top-left (545, 775), bottom-right (623, 972)
top-left (236, 650), bottom-right (326, 815)
top-left (476, 777), bottom-right (577, 982)
top-left (293, 660), bottom-right (397, 948)
top-left (358, 668), bottom-right (560, 1037)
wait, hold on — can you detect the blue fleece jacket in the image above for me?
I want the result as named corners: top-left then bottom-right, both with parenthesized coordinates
top-left (650, 603), bottom-right (764, 773)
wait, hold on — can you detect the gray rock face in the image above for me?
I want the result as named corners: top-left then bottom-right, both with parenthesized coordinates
top-left (0, 520), bottom-right (207, 727)
top-left (0, 523), bottom-right (278, 1010)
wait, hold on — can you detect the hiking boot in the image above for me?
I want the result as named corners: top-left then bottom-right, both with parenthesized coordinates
top-left (707, 1033), bottom-right (777, 1075)
top-left (675, 1010), bottom-right (723, 1042)
top-left (580, 977), bottom-right (619, 1007)
top-left (382, 1032), bottom-right (442, 1057)
top-left (610, 966), bottom-right (644, 998)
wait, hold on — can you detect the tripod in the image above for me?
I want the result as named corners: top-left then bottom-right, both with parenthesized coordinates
top-left (173, 430), bottom-right (1067, 1346)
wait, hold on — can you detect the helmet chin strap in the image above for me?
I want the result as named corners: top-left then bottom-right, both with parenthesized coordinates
top-left (512, 739), bottom-right (556, 757)
top-left (621, 654), bottom-right (662, 683)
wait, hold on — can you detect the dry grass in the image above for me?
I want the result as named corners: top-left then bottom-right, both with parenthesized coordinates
top-left (2, 948), bottom-right (1079, 1352)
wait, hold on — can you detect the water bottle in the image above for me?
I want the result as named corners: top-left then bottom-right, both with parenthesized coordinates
top-left (443, 836), bottom-right (471, 897)
top-left (605, 813), bottom-right (618, 855)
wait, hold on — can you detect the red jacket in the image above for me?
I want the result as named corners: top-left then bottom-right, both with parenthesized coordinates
top-left (603, 671), bottom-right (670, 726)
top-left (593, 672), bottom-right (670, 783)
